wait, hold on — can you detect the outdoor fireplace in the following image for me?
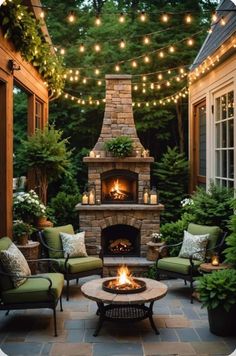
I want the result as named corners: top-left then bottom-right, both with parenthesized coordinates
top-left (101, 170), bottom-right (138, 204)
top-left (102, 224), bottom-right (140, 257)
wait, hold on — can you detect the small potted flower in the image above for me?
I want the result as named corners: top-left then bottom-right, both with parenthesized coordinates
top-left (151, 232), bottom-right (162, 243)
top-left (13, 220), bottom-right (35, 245)
top-left (13, 190), bottom-right (47, 224)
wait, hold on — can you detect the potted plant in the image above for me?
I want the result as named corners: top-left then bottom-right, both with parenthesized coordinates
top-left (13, 220), bottom-right (35, 245)
top-left (13, 190), bottom-right (47, 224)
top-left (196, 269), bottom-right (236, 336)
top-left (15, 125), bottom-right (72, 203)
top-left (104, 136), bottom-right (133, 158)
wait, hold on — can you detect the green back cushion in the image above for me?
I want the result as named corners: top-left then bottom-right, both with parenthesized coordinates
top-left (0, 237), bottom-right (14, 291)
top-left (187, 223), bottom-right (221, 250)
top-left (43, 225), bottom-right (74, 258)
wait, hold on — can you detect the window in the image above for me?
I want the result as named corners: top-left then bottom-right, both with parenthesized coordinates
top-left (193, 100), bottom-right (206, 189)
top-left (214, 89), bottom-right (234, 188)
top-left (35, 100), bottom-right (43, 129)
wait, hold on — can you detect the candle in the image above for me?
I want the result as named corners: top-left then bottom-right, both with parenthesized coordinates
top-left (89, 191), bottom-right (95, 205)
top-left (96, 153), bottom-right (101, 158)
top-left (142, 150), bottom-right (147, 158)
top-left (89, 151), bottom-right (95, 158)
top-left (82, 193), bottom-right (88, 204)
top-left (211, 254), bottom-right (219, 266)
top-left (143, 192), bottom-right (149, 204)
top-left (150, 194), bottom-right (157, 204)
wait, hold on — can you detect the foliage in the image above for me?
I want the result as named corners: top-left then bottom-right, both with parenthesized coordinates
top-left (13, 190), bottom-right (47, 222)
top-left (48, 192), bottom-right (81, 230)
top-left (0, 0), bottom-right (65, 93)
top-left (160, 212), bottom-right (194, 256)
top-left (196, 269), bottom-right (236, 312)
top-left (13, 220), bottom-right (35, 238)
top-left (104, 136), bottom-right (133, 158)
top-left (224, 199), bottom-right (236, 267)
top-left (183, 181), bottom-right (234, 232)
top-left (153, 147), bottom-right (189, 224)
top-left (15, 126), bottom-right (72, 203)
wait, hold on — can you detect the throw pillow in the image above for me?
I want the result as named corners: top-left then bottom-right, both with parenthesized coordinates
top-left (60, 231), bottom-right (88, 258)
top-left (178, 230), bottom-right (209, 261)
top-left (0, 243), bottom-right (31, 288)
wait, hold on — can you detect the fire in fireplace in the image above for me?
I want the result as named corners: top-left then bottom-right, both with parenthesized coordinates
top-left (101, 170), bottom-right (138, 204)
top-left (102, 224), bottom-right (140, 257)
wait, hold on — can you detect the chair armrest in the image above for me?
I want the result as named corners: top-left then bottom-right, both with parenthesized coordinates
top-left (0, 270), bottom-right (53, 290)
top-left (27, 258), bottom-right (63, 272)
top-left (158, 241), bottom-right (182, 254)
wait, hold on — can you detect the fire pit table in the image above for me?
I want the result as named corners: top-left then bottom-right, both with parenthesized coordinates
top-left (81, 277), bottom-right (168, 336)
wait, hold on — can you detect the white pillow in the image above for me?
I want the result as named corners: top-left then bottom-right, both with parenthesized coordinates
top-left (178, 230), bottom-right (209, 261)
top-left (0, 243), bottom-right (31, 288)
top-left (60, 231), bottom-right (88, 258)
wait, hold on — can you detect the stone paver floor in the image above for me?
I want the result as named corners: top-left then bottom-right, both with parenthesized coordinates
top-left (0, 277), bottom-right (235, 356)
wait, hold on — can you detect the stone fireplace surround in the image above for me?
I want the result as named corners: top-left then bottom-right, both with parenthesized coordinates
top-left (76, 74), bottom-right (164, 275)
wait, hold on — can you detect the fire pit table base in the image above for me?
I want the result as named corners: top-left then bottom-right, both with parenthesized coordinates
top-left (95, 301), bottom-right (158, 336)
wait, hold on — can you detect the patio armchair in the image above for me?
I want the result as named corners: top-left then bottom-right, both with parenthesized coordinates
top-left (156, 223), bottom-right (227, 303)
top-left (0, 237), bottom-right (64, 336)
top-left (38, 224), bottom-right (103, 301)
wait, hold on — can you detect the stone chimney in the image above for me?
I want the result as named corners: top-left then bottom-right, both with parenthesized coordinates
top-left (93, 74), bottom-right (144, 152)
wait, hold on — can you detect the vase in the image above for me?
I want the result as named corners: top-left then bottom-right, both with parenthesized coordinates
top-left (17, 234), bottom-right (28, 246)
top-left (36, 216), bottom-right (53, 229)
top-left (208, 304), bottom-right (236, 336)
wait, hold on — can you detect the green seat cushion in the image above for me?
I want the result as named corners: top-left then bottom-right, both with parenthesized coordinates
top-left (157, 257), bottom-right (202, 275)
top-left (187, 223), bottom-right (221, 250)
top-left (43, 225), bottom-right (74, 258)
top-left (56, 256), bottom-right (103, 274)
top-left (1, 272), bottom-right (64, 304)
top-left (0, 237), bottom-right (14, 291)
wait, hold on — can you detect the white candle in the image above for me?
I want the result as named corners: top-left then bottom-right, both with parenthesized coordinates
top-left (82, 194), bottom-right (88, 204)
top-left (89, 151), bottom-right (95, 158)
top-left (143, 192), bottom-right (149, 204)
top-left (150, 194), bottom-right (157, 204)
top-left (89, 191), bottom-right (95, 204)
top-left (96, 153), bottom-right (101, 158)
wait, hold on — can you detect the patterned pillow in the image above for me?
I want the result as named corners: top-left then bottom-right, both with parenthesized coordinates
top-left (60, 231), bottom-right (88, 258)
top-left (178, 230), bottom-right (209, 261)
top-left (0, 243), bottom-right (31, 288)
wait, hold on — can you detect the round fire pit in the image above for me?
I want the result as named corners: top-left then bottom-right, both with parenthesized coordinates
top-left (102, 278), bottom-right (146, 294)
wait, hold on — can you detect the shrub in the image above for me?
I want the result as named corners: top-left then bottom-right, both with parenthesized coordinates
top-left (153, 147), bottom-right (189, 224)
top-left (48, 191), bottom-right (81, 230)
top-left (224, 199), bottom-right (236, 267)
top-left (104, 136), bottom-right (133, 158)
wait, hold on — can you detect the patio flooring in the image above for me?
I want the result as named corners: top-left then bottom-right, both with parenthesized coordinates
top-left (0, 277), bottom-right (235, 356)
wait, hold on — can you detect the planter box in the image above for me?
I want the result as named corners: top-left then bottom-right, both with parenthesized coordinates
top-left (208, 304), bottom-right (236, 336)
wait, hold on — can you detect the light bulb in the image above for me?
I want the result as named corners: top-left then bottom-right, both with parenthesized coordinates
top-left (185, 14), bottom-right (192, 23)
top-left (134, 85), bottom-right (138, 90)
top-left (39, 10), bottom-right (45, 19)
top-left (97, 80), bottom-right (102, 86)
top-left (82, 78), bottom-right (87, 84)
top-left (68, 12), bottom-right (75, 23)
top-left (162, 13), bottom-right (169, 22)
top-left (75, 70), bottom-right (79, 75)
top-left (144, 55), bottom-right (150, 63)
top-left (94, 44), bottom-right (101, 52)
top-left (95, 15), bottom-right (101, 26)
top-left (144, 36), bottom-right (150, 45)
top-left (119, 12), bottom-right (125, 23)
top-left (142, 88), bottom-right (146, 93)
top-left (79, 44), bottom-right (85, 52)
top-left (140, 11), bottom-right (146, 22)
top-left (95, 68), bottom-right (100, 75)
top-left (60, 48), bottom-right (65, 55)
top-left (120, 39), bottom-right (126, 49)
top-left (132, 61), bottom-right (137, 68)
top-left (159, 51), bottom-right (164, 58)
top-left (187, 38), bottom-right (194, 46)
top-left (142, 75), bottom-right (147, 81)
top-left (115, 64), bottom-right (120, 72)
top-left (220, 17), bottom-right (226, 26)
top-left (158, 74), bottom-right (163, 80)
top-left (169, 45), bottom-right (175, 53)
top-left (150, 83), bottom-right (154, 89)
top-left (212, 12), bottom-right (217, 22)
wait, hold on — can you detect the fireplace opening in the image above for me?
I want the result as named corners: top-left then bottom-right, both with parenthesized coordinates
top-left (102, 224), bottom-right (140, 257)
top-left (101, 170), bottom-right (138, 204)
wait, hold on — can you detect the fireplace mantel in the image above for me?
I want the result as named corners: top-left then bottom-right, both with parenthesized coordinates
top-left (76, 203), bottom-right (164, 211)
top-left (84, 157), bottom-right (154, 163)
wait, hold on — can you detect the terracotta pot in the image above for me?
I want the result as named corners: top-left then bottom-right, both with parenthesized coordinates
top-left (17, 234), bottom-right (28, 246)
top-left (36, 216), bottom-right (53, 229)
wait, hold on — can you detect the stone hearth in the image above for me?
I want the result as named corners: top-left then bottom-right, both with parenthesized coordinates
top-left (76, 74), bottom-right (164, 274)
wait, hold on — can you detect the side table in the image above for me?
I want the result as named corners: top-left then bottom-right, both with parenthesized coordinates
top-left (146, 241), bottom-right (167, 261)
top-left (199, 262), bottom-right (230, 273)
top-left (16, 241), bottom-right (40, 274)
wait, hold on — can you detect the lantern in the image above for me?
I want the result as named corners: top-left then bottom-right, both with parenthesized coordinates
top-left (211, 252), bottom-right (220, 266)
top-left (82, 191), bottom-right (89, 205)
top-left (88, 183), bottom-right (96, 205)
top-left (150, 187), bottom-right (158, 205)
top-left (143, 185), bottom-right (150, 204)
top-left (89, 150), bottom-right (95, 158)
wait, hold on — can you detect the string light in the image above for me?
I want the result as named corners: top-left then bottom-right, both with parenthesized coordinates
top-left (94, 44), bottom-right (101, 52)
top-left (132, 60), bottom-right (137, 68)
top-left (68, 12), bottom-right (75, 23)
top-left (82, 78), bottom-right (87, 84)
top-left (220, 17), bottom-right (226, 26)
top-left (60, 48), bottom-right (65, 55)
top-left (212, 12), bottom-right (217, 22)
top-left (120, 39), bottom-right (126, 49)
top-left (79, 44), bottom-right (85, 53)
top-left (119, 12), bottom-right (125, 23)
top-left (144, 55), bottom-right (150, 63)
top-left (187, 38), bottom-right (194, 46)
top-left (159, 51), bottom-right (164, 58)
top-left (161, 13), bottom-right (169, 23)
top-left (140, 11), bottom-right (146, 22)
top-left (143, 36), bottom-right (150, 45)
top-left (39, 10), bottom-right (45, 19)
top-left (115, 64), bottom-right (120, 72)
top-left (97, 80), bottom-right (102, 86)
top-left (95, 15), bottom-right (101, 26)
top-left (185, 14), bottom-right (192, 24)
top-left (94, 68), bottom-right (100, 75)
top-left (169, 45), bottom-right (175, 53)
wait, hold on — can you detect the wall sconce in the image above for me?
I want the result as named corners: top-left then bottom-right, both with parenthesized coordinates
top-left (8, 59), bottom-right (21, 74)
top-left (88, 183), bottom-right (96, 205)
top-left (149, 187), bottom-right (158, 205)
top-left (211, 252), bottom-right (220, 266)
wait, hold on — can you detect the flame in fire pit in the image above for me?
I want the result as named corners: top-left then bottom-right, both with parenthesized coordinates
top-left (110, 179), bottom-right (128, 200)
top-left (104, 265), bottom-right (146, 293)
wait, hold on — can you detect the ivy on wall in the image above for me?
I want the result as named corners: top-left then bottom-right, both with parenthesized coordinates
top-left (0, 0), bottom-right (65, 94)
